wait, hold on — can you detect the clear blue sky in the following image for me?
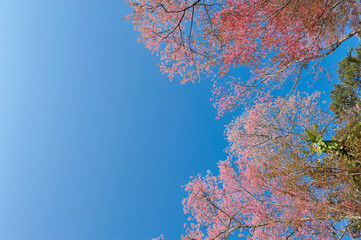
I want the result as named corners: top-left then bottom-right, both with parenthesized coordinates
top-left (0, 1), bottom-right (358, 240)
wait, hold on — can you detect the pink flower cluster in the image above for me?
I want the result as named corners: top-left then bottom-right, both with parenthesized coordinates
top-left (182, 93), bottom-right (360, 239)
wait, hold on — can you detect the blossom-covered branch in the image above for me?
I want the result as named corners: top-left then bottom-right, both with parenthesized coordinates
top-left (183, 93), bottom-right (361, 239)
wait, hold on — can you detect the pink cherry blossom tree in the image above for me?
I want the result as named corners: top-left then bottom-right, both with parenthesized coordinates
top-left (127, 0), bottom-right (361, 101)
top-left (127, 0), bottom-right (360, 82)
top-left (182, 93), bottom-right (361, 239)
top-left (126, 2), bottom-right (361, 238)
top-left (127, 0), bottom-right (360, 113)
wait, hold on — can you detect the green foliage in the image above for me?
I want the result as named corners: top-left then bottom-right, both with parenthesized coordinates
top-left (303, 123), bottom-right (338, 156)
top-left (334, 120), bottom-right (361, 189)
top-left (328, 46), bottom-right (361, 190)
top-left (303, 119), bottom-right (361, 191)
top-left (330, 45), bottom-right (361, 119)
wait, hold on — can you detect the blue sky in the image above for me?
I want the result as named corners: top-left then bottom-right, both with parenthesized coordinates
top-left (0, 1), bottom-right (359, 240)
top-left (0, 1), bottom-right (228, 240)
